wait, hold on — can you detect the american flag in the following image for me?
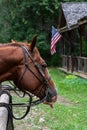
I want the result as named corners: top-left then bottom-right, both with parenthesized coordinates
top-left (50, 26), bottom-right (62, 55)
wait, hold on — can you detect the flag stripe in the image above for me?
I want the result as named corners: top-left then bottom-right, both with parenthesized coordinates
top-left (51, 34), bottom-right (61, 49)
top-left (50, 26), bottom-right (61, 55)
top-left (51, 31), bottom-right (61, 46)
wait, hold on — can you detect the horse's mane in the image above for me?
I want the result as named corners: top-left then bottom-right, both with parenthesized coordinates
top-left (0, 40), bottom-right (38, 54)
top-left (0, 42), bottom-right (30, 48)
top-left (0, 43), bottom-right (20, 47)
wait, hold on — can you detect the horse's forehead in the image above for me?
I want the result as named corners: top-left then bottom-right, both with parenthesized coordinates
top-left (34, 48), bottom-right (44, 62)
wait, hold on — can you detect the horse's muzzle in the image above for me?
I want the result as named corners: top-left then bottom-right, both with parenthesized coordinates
top-left (43, 87), bottom-right (58, 108)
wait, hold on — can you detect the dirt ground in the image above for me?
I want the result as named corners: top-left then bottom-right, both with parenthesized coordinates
top-left (13, 95), bottom-right (73, 130)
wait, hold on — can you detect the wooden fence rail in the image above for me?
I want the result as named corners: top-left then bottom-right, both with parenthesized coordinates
top-left (78, 56), bottom-right (87, 74)
top-left (62, 55), bottom-right (87, 74)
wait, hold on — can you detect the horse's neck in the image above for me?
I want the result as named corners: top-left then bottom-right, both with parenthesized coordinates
top-left (0, 45), bottom-right (22, 63)
top-left (0, 45), bottom-right (23, 82)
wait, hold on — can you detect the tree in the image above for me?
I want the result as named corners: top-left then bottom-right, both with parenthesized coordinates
top-left (0, 0), bottom-right (86, 66)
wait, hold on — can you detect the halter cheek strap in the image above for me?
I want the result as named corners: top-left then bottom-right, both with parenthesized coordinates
top-left (20, 46), bottom-right (51, 86)
top-left (19, 46), bottom-right (44, 83)
top-left (19, 46), bottom-right (54, 100)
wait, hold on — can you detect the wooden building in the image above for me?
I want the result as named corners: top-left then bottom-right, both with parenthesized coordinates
top-left (58, 2), bottom-right (87, 78)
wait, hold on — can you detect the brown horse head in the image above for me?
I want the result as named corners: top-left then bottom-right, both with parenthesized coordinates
top-left (0, 36), bottom-right (57, 108)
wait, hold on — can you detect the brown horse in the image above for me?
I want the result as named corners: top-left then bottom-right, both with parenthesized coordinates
top-left (0, 36), bottom-right (57, 108)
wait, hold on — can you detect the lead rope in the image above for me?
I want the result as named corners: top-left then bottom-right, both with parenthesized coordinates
top-left (0, 84), bottom-right (48, 120)
top-left (0, 89), bottom-right (32, 120)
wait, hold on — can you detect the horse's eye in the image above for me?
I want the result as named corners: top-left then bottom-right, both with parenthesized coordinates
top-left (42, 64), bottom-right (47, 69)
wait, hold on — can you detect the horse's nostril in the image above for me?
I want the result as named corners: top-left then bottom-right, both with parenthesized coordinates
top-left (52, 96), bottom-right (57, 102)
top-left (44, 87), bottom-right (58, 103)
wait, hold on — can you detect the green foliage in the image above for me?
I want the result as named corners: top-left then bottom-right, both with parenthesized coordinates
top-left (49, 53), bottom-right (62, 66)
top-left (0, 0), bottom-right (60, 38)
top-left (0, 0), bottom-right (87, 66)
top-left (0, 0), bottom-right (11, 42)
top-left (7, 0), bottom-right (60, 41)
top-left (66, 74), bottom-right (77, 79)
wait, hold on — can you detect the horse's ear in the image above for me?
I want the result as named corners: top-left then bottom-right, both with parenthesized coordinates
top-left (11, 39), bottom-right (16, 44)
top-left (30, 35), bottom-right (37, 52)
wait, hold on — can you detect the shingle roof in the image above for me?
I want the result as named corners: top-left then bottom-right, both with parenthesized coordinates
top-left (59, 2), bottom-right (87, 31)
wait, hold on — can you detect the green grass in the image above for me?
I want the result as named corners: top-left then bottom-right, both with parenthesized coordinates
top-left (12, 68), bottom-right (87, 130)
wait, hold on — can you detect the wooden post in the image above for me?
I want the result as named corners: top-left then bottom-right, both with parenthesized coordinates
top-left (0, 91), bottom-right (14, 130)
top-left (78, 27), bottom-right (83, 56)
top-left (0, 93), bottom-right (9, 130)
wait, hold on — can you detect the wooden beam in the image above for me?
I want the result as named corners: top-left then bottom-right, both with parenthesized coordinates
top-left (59, 20), bottom-right (87, 33)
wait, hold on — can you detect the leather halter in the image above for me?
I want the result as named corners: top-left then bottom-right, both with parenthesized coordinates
top-left (19, 46), bottom-right (51, 96)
